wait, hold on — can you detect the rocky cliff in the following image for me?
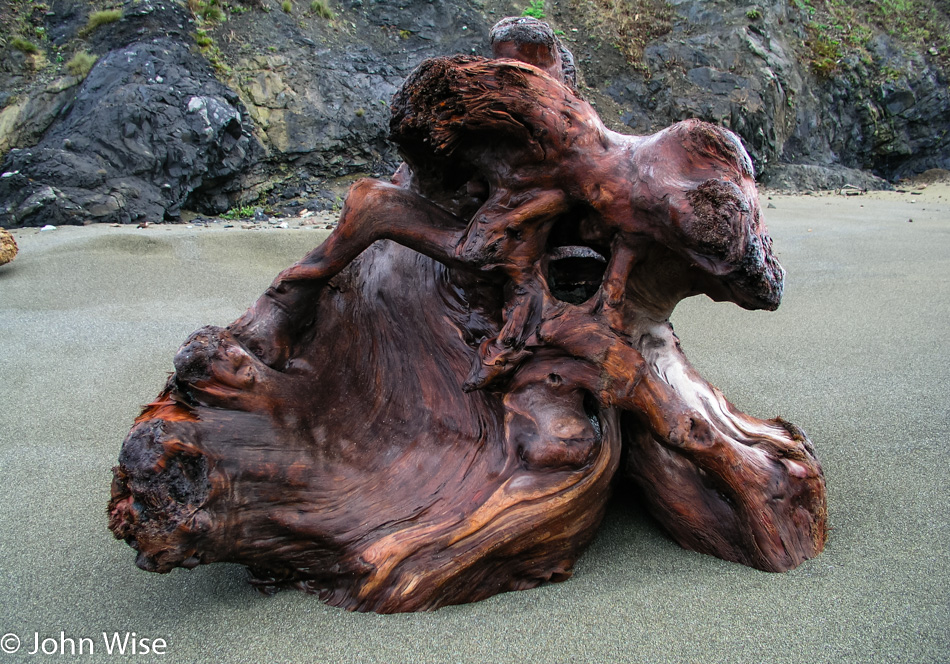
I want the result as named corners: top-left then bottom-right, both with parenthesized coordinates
top-left (1, 0), bottom-right (948, 226)
top-left (578, 0), bottom-right (950, 190)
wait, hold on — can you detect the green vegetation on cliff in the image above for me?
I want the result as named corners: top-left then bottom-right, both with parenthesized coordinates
top-left (9, 37), bottom-right (40, 55)
top-left (568, 0), bottom-right (673, 69)
top-left (66, 50), bottom-right (97, 78)
top-left (79, 8), bottom-right (123, 36)
top-left (798, 0), bottom-right (949, 78)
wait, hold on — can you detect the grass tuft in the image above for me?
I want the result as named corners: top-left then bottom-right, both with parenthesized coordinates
top-left (221, 205), bottom-right (256, 219)
top-left (66, 51), bottom-right (98, 78)
top-left (9, 37), bottom-right (39, 54)
top-left (189, 0), bottom-right (227, 23)
top-left (310, 0), bottom-right (335, 19)
top-left (522, 0), bottom-right (545, 19)
top-left (81, 9), bottom-right (123, 36)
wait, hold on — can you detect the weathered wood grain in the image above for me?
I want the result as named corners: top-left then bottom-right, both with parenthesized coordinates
top-left (109, 20), bottom-right (826, 612)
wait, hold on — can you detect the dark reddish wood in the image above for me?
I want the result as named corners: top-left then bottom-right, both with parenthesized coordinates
top-left (109, 25), bottom-right (826, 612)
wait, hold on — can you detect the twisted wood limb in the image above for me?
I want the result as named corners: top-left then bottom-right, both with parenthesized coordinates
top-left (533, 304), bottom-right (827, 570)
top-left (228, 179), bottom-right (472, 368)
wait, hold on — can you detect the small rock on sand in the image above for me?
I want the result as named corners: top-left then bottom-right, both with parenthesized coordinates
top-left (0, 228), bottom-right (17, 265)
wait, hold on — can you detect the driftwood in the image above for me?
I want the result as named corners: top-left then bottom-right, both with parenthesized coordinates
top-left (109, 19), bottom-right (826, 612)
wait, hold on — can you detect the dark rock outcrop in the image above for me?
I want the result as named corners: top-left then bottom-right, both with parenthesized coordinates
top-left (1, 0), bottom-right (948, 226)
top-left (0, 0), bottom-right (494, 226)
top-left (0, 35), bottom-right (261, 226)
top-left (583, 0), bottom-right (949, 187)
top-left (217, 0), bottom-right (491, 179)
top-left (759, 164), bottom-right (891, 193)
top-left (0, 75), bottom-right (81, 156)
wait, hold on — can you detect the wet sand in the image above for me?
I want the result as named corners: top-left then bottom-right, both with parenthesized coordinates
top-left (1, 185), bottom-right (947, 663)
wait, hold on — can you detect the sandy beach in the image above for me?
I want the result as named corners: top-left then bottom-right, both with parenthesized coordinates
top-left (1, 183), bottom-right (948, 663)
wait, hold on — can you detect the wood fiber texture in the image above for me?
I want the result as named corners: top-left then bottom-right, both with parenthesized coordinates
top-left (109, 30), bottom-right (826, 612)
